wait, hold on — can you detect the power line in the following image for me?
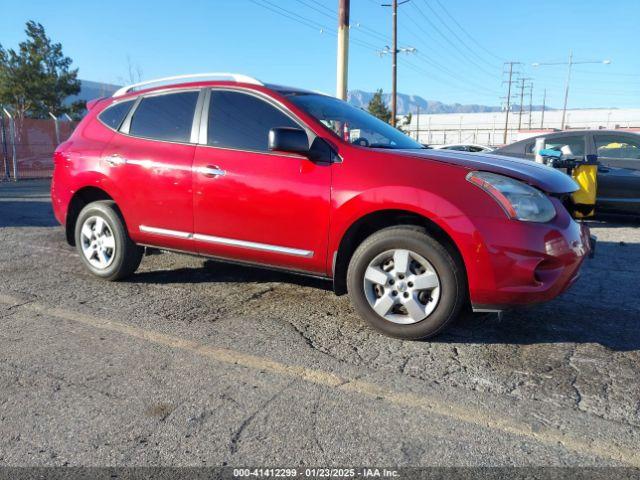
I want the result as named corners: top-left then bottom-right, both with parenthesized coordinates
top-left (400, 58), bottom-right (500, 98)
top-left (304, 0), bottom-right (335, 15)
top-left (431, 0), bottom-right (505, 63)
top-left (249, 0), bottom-right (380, 51)
top-left (420, 0), bottom-right (501, 67)
top-left (401, 14), bottom-right (492, 79)
top-left (406, 2), bottom-right (497, 78)
top-left (293, 0), bottom-right (335, 21)
top-left (249, 0), bottom-right (335, 34)
top-left (411, 52), bottom-right (501, 95)
top-left (394, 17), bottom-right (501, 96)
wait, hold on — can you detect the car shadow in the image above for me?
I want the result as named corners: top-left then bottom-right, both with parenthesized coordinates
top-left (3, 195), bottom-right (638, 351)
top-left (131, 259), bottom-right (333, 291)
top-left (131, 240), bottom-right (640, 352)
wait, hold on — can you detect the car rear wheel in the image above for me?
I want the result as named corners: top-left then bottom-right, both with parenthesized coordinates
top-left (74, 201), bottom-right (143, 281)
top-left (347, 226), bottom-right (466, 340)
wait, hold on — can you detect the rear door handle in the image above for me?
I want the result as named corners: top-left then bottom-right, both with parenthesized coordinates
top-left (199, 165), bottom-right (226, 178)
top-left (104, 154), bottom-right (126, 166)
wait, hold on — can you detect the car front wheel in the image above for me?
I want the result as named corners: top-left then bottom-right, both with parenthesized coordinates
top-left (347, 226), bottom-right (466, 340)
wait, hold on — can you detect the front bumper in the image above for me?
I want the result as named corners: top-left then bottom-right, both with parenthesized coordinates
top-left (468, 200), bottom-right (592, 311)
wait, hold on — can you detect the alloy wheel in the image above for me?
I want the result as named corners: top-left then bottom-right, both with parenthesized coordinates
top-left (363, 249), bottom-right (441, 325)
top-left (80, 216), bottom-right (116, 269)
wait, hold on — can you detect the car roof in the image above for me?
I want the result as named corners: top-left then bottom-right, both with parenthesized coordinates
top-left (110, 73), bottom-right (322, 102)
top-left (522, 129), bottom-right (639, 141)
top-left (496, 129), bottom-right (640, 152)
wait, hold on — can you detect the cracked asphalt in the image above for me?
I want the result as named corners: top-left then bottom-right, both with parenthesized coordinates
top-left (1, 179), bottom-right (639, 468)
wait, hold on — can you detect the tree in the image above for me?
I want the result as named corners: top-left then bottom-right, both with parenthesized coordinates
top-left (0, 21), bottom-right (84, 125)
top-left (367, 89), bottom-right (392, 124)
top-left (397, 112), bottom-right (412, 133)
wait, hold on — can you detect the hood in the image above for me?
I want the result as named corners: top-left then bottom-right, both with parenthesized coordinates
top-left (394, 149), bottom-right (578, 194)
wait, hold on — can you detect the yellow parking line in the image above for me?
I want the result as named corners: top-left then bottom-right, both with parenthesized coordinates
top-left (1, 292), bottom-right (639, 466)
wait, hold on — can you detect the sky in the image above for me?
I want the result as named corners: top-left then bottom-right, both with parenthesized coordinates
top-left (2, 0), bottom-right (639, 109)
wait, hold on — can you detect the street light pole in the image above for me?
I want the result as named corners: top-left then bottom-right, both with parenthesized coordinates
top-left (532, 52), bottom-right (611, 130)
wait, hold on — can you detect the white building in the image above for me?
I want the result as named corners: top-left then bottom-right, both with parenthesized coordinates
top-left (405, 108), bottom-right (640, 147)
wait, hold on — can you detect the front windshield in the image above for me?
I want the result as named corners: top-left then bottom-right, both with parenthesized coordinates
top-left (285, 92), bottom-right (423, 150)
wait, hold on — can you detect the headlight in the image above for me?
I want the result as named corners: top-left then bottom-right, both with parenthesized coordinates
top-left (466, 171), bottom-right (556, 222)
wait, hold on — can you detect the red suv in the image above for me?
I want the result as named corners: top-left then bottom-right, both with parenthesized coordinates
top-left (51, 73), bottom-right (592, 339)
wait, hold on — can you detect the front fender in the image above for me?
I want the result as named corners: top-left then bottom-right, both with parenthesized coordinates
top-left (327, 185), bottom-right (493, 296)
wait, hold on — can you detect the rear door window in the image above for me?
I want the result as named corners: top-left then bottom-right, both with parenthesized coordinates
top-left (129, 91), bottom-right (199, 142)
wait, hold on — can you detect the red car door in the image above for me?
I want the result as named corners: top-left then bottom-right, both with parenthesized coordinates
top-left (101, 90), bottom-right (200, 251)
top-left (193, 88), bottom-right (331, 274)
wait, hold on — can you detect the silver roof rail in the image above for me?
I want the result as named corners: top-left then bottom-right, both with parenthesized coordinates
top-left (112, 73), bottom-right (263, 97)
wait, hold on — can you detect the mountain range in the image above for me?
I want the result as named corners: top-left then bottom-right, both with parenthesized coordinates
top-left (71, 81), bottom-right (547, 115)
top-left (347, 90), bottom-right (548, 115)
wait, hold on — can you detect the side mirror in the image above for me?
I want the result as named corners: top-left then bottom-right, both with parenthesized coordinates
top-left (269, 127), bottom-right (337, 164)
top-left (269, 127), bottom-right (310, 155)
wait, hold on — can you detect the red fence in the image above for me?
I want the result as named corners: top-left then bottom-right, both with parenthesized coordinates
top-left (1, 114), bottom-right (78, 180)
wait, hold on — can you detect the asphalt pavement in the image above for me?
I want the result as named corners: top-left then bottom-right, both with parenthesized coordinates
top-left (1, 179), bottom-right (639, 470)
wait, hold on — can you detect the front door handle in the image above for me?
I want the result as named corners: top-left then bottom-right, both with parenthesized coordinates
top-left (199, 165), bottom-right (226, 178)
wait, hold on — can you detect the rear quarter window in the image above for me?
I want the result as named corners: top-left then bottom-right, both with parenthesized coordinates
top-left (98, 100), bottom-right (135, 130)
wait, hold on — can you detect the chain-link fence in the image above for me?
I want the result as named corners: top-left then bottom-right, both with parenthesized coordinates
top-left (1, 110), bottom-right (77, 181)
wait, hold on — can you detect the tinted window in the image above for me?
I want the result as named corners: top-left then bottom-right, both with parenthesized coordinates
top-left (129, 91), bottom-right (199, 142)
top-left (545, 135), bottom-right (585, 156)
top-left (595, 134), bottom-right (640, 160)
top-left (208, 91), bottom-right (298, 151)
top-left (99, 100), bottom-right (134, 130)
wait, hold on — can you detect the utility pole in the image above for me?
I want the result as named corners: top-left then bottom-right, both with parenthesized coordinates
top-left (336, 0), bottom-right (350, 100)
top-left (391, 0), bottom-right (398, 126)
top-left (540, 89), bottom-right (546, 129)
top-left (381, 0), bottom-right (411, 127)
top-left (533, 52), bottom-right (610, 130)
top-left (516, 77), bottom-right (531, 130)
top-left (416, 105), bottom-right (420, 142)
top-left (527, 82), bottom-right (533, 129)
top-left (502, 61), bottom-right (521, 144)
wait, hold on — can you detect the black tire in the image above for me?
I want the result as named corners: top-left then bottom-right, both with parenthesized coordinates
top-left (74, 201), bottom-right (143, 281)
top-left (347, 226), bottom-right (466, 340)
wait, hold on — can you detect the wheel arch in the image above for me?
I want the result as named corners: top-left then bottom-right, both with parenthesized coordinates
top-left (332, 209), bottom-right (468, 296)
top-left (65, 187), bottom-right (115, 245)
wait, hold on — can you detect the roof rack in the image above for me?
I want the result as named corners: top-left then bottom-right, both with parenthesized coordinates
top-left (112, 73), bottom-right (263, 97)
